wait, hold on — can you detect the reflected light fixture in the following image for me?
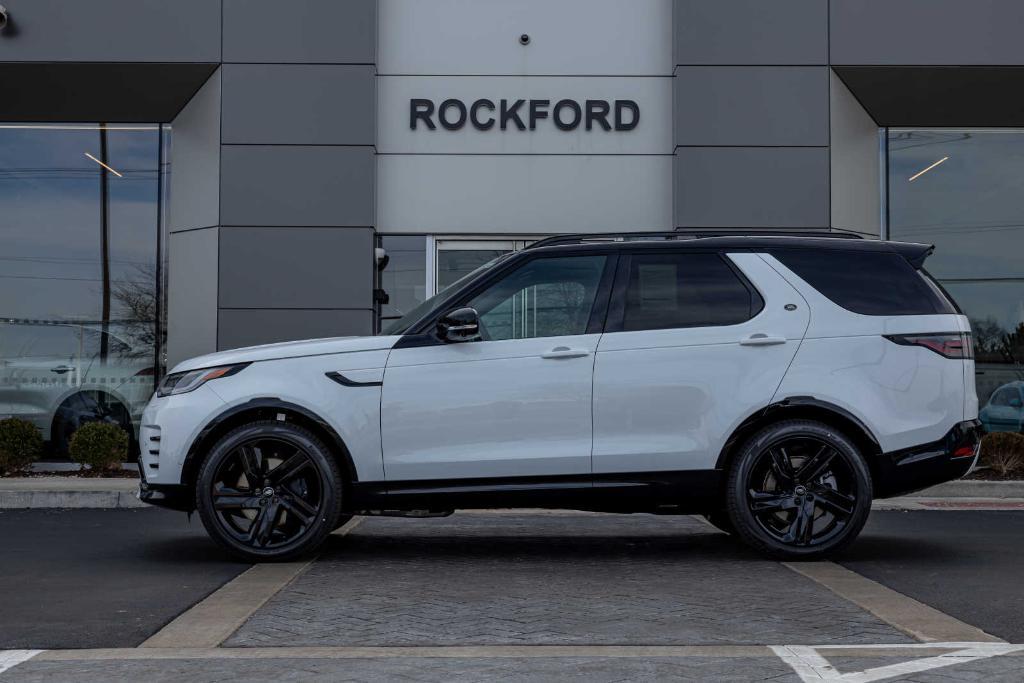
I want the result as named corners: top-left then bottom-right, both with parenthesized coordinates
top-left (908, 156), bottom-right (949, 182)
top-left (84, 152), bottom-right (123, 177)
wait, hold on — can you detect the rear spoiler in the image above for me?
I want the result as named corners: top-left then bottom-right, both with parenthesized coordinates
top-left (890, 242), bottom-right (934, 270)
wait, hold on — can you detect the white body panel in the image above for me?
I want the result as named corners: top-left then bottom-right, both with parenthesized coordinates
top-left (763, 254), bottom-right (971, 452)
top-left (592, 253), bottom-right (809, 472)
top-left (381, 334), bottom-right (600, 480)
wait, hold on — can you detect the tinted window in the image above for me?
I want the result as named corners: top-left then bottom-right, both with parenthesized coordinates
top-left (466, 255), bottom-right (607, 341)
top-left (771, 249), bottom-right (955, 316)
top-left (618, 253), bottom-right (760, 332)
top-left (991, 388), bottom-right (1020, 407)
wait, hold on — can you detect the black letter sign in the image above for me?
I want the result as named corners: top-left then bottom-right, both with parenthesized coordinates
top-left (614, 100), bottom-right (640, 131)
top-left (410, 99), bottom-right (436, 130)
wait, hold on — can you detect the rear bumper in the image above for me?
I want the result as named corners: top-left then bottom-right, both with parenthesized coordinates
top-left (875, 419), bottom-right (982, 498)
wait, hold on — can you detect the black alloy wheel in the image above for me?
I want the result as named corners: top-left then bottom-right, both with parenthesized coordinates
top-left (196, 420), bottom-right (343, 562)
top-left (726, 419), bottom-right (872, 560)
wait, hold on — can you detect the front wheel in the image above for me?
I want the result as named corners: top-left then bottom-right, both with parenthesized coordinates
top-left (725, 419), bottom-right (872, 560)
top-left (195, 420), bottom-right (343, 562)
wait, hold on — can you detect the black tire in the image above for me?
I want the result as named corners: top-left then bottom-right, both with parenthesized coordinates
top-left (51, 391), bottom-right (133, 459)
top-left (703, 510), bottom-right (736, 535)
top-left (725, 419), bottom-right (872, 560)
top-left (195, 420), bottom-right (344, 562)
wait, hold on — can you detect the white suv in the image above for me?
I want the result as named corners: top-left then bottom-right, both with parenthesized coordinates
top-left (139, 233), bottom-right (981, 562)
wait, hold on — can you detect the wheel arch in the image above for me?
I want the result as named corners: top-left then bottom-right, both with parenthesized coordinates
top-left (716, 396), bottom-right (884, 487)
top-left (180, 398), bottom-right (359, 494)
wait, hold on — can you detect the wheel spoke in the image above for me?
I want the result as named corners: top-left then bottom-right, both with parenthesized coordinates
top-left (280, 496), bottom-right (316, 526)
top-left (267, 451), bottom-right (311, 486)
top-left (794, 445), bottom-right (836, 484)
top-left (213, 488), bottom-right (261, 511)
top-left (239, 445), bottom-right (263, 487)
top-left (814, 486), bottom-right (856, 518)
top-left (248, 502), bottom-right (281, 547)
top-left (783, 500), bottom-right (816, 546)
top-left (748, 490), bottom-right (797, 513)
top-left (768, 447), bottom-right (796, 486)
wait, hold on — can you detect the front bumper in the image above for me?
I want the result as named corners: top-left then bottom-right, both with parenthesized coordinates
top-left (875, 419), bottom-right (983, 498)
top-left (137, 463), bottom-right (194, 511)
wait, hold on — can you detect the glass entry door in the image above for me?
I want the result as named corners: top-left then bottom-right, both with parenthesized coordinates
top-left (431, 239), bottom-right (534, 295)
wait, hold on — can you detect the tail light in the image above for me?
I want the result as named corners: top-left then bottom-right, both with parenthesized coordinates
top-left (884, 332), bottom-right (973, 359)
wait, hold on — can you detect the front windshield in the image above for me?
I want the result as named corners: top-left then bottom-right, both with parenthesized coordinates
top-left (379, 253), bottom-right (513, 336)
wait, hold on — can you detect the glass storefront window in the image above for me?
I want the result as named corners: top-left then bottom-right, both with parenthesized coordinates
top-left (888, 129), bottom-right (1024, 420)
top-left (0, 124), bottom-right (167, 458)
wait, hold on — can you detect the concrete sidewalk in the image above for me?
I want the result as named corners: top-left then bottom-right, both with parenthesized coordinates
top-left (0, 476), bottom-right (1022, 510)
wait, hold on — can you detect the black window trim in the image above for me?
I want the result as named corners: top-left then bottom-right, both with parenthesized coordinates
top-left (604, 249), bottom-right (766, 334)
top-left (395, 249), bottom-right (619, 349)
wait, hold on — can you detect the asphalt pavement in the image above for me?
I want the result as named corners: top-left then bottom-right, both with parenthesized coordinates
top-left (0, 508), bottom-right (248, 649)
top-left (839, 510), bottom-right (1024, 643)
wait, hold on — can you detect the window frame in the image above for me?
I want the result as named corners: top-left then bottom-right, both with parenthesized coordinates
top-left (603, 249), bottom-right (765, 334)
top-left (394, 248), bottom-right (619, 348)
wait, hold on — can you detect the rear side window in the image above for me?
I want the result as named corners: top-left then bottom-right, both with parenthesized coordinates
top-left (771, 249), bottom-right (956, 316)
top-left (613, 252), bottom-right (763, 332)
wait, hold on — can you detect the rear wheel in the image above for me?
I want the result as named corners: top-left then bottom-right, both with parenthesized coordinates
top-left (726, 419), bottom-right (872, 560)
top-left (195, 420), bottom-right (343, 562)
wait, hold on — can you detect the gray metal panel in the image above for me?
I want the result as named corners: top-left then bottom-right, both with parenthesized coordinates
top-left (0, 63), bottom-right (217, 122)
top-left (675, 147), bottom-right (829, 228)
top-left (674, 67), bottom-right (828, 147)
top-left (217, 309), bottom-right (375, 349)
top-left (220, 146), bottom-right (375, 227)
top-left (167, 227), bottom-right (219, 367)
top-left (0, 0), bottom-right (220, 62)
top-left (169, 70), bottom-right (220, 233)
top-left (222, 0), bottom-right (376, 64)
top-left (221, 65), bottom-right (375, 145)
top-left (674, 0), bottom-right (826, 65)
top-left (219, 227), bottom-right (373, 309)
top-left (830, 0), bottom-right (1024, 66)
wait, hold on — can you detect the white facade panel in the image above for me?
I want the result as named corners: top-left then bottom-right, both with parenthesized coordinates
top-left (378, 0), bottom-right (673, 76)
top-left (377, 154), bottom-right (673, 234)
top-left (377, 76), bottom-right (672, 155)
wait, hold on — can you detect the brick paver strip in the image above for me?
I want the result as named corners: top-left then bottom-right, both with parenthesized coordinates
top-left (225, 513), bottom-right (911, 648)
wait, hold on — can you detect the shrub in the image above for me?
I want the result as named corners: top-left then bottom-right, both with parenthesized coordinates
top-left (68, 422), bottom-right (128, 474)
top-left (978, 431), bottom-right (1024, 478)
top-left (0, 418), bottom-right (43, 476)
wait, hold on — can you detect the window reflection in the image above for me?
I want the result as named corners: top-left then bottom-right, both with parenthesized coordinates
top-left (888, 129), bottom-right (1024, 411)
top-left (0, 124), bottom-right (165, 458)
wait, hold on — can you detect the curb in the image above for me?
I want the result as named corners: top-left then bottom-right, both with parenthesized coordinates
top-left (0, 478), bottom-right (145, 510)
top-left (905, 480), bottom-right (1024, 499)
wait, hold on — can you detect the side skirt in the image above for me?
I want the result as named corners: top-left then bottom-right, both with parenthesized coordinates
top-left (348, 470), bottom-right (723, 515)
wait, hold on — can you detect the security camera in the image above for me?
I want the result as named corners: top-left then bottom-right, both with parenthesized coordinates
top-left (519, 33), bottom-right (530, 45)
top-left (374, 247), bottom-right (390, 271)
top-left (0, 5), bottom-right (8, 31)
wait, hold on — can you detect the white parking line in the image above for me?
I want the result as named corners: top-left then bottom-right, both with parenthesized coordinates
top-left (773, 642), bottom-right (1024, 682)
top-left (0, 650), bottom-right (41, 675)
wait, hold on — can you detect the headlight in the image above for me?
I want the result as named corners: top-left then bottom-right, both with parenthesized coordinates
top-left (157, 363), bottom-right (249, 397)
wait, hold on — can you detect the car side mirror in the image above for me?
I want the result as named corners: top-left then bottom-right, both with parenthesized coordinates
top-left (437, 307), bottom-right (481, 343)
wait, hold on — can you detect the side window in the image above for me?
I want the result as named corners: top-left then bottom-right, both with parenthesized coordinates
top-left (992, 388), bottom-right (1015, 406)
top-left (617, 252), bottom-right (761, 332)
top-left (465, 255), bottom-right (607, 341)
top-left (770, 249), bottom-right (955, 316)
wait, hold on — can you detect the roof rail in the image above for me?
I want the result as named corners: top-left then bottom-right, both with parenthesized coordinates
top-left (526, 230), bottom-right (862, 250)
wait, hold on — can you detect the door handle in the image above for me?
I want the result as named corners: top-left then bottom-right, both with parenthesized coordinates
top-left (739, 334), bottom-right (787, 346)
top-left (541, 346), bottom-right (590, 359)
top-left (50, 365), bottom-right (74, 374)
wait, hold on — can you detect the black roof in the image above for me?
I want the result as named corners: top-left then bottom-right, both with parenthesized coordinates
top-left (524, 231), bottom-right (935, 268)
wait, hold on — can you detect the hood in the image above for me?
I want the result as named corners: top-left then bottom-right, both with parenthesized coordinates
top-left (170, 335), bottom-right (400, 374)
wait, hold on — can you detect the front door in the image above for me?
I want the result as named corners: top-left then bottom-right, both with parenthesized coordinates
top-left (381, 253), bottom-right (612, 481)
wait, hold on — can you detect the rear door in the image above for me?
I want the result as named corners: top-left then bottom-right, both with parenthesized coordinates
top-left (592, 250), bottom-right (809, 473)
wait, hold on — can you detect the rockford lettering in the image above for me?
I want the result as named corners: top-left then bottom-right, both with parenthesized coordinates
top-left (410, 98), bottom-right (639, 132)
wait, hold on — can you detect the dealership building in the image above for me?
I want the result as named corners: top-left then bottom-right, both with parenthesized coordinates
top-left (2, 0), bottom-right (1023, 452)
